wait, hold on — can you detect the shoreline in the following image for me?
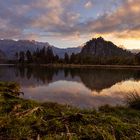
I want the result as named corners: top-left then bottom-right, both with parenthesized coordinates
top-left (1, 63), bottom-right (140, 69)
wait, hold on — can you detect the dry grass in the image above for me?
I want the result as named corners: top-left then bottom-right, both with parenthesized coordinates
top-left (125, 91), bottom-right (140, 110)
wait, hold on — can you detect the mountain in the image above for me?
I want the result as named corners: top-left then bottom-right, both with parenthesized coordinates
top-left (129, 49), bottom-right (140, 54)
top-left (0, 39), bottom-right (81, 59)
top-left (0, 37), bottom-right (135, 61)
top-left (52, 47), bottom-right (81, 58)
top-left (81, 37), bottom-right (132, 57)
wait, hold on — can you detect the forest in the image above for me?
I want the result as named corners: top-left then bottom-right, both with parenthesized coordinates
top-left (14, 46), bottom-right (140, 65)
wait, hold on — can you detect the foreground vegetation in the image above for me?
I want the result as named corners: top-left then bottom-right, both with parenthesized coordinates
top-left (0, 82), bottom-right (140, 139)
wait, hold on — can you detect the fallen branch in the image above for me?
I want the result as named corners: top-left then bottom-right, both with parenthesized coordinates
top-left (15, 107), bottom-right (42, 118)
top-left (65, 124), bottom-right (72, 140)
top-left (1, 89), bottom-right (24, 96)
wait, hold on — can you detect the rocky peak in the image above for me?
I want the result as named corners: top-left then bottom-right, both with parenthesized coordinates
top-left (81, 37), bottom-right (132, 57)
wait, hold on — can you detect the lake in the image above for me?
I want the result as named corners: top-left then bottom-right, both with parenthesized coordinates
top-left (0, 65), bottom-right (140, 108)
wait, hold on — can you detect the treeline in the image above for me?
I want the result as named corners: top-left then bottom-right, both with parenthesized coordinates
top-left (64, 53), bottom-right (140, 65)
top-left (15, 46), bottom-right (140, 65)
top-left (70, 54), bottom-right (136, 65)
top-left (15, 46), bottom-right (71, 64)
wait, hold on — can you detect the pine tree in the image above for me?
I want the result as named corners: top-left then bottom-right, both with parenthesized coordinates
top-left (70, 53), bottom-right (75, 63)
top-left (15, 52), bottom-right (18, 60)
top-left (135, 53), bottom-right (140, 64)
top-left (54, 55), bottom-right (59, 63)
top-left (26, 50), bottom-right (33, 63)
top-left (19, 51), bottom-right (25, 63)
top-left (46, 47), bottom-right (54, 63)
top-left (64, 52), bottom-right (69, 63)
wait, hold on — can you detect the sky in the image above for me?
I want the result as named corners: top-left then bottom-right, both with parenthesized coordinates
top-left (0, 0), bottom-right (140, 49)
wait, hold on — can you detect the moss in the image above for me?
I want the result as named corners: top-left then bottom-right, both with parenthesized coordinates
top-left (0, 82), bottom-right (140, 139)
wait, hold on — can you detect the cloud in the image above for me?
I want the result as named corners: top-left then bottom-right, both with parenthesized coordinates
top-left (67, 0), bottom-right (140, 39)
top-left (84, 1), bottom-right (93, 9)
top-left (115, 29), bottom-right (140, 39)
top-left (0, 0), bottom-right (139, 48)
top-left (31, 0), bottom-right (140, 40)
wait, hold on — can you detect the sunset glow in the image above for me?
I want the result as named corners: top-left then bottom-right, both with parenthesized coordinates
top-left (0, 0), bottom-right (140, 48)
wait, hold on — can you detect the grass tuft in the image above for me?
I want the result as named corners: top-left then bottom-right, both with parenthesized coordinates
top-left (125, 91), bottom-right (140, 110)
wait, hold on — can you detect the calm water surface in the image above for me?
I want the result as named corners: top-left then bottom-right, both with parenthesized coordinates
top-left (0, 65), bottom-right (140, 108)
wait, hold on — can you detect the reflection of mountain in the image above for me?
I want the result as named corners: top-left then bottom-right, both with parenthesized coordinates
top-left (59, 68), bottom-right (139, 91)
top-left (76, 69), bottom-right (136, 91)
top-left (0, 66), bottom-right (140, 91)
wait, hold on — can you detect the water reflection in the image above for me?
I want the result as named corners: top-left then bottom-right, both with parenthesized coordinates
top-left (0, 65), bottom-right (140, 108)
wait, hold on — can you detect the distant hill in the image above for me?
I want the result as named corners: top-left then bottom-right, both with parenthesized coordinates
top-left (129, 49), bottom-right (140, 54)
top-left (81, 37), bottom-right (133, 57)
top-left (0, 39), bottom-right (81, 59)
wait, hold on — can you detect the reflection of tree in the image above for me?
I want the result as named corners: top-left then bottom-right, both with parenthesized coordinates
top-left (19, 66), bottom-right (25, 78)
top-left (133, 70), bottom-right (140, 81)
top-left (16, 66), bottom-right (140, 91)
top-left (17, 66), bottom-right (59, 84)
top-left (26, 66), bottom-right (32, 79)
top-left (64, 68), bottom-right (69, 78)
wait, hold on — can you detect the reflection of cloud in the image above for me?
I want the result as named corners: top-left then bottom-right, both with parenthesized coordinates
top-left (22, 80), bottom-right (140, 109)
top-left (93, 80), bottom-right (140, 98)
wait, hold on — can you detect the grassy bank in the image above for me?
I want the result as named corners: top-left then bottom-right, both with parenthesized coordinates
top-left (0, 82), bottom-right (140, 139)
